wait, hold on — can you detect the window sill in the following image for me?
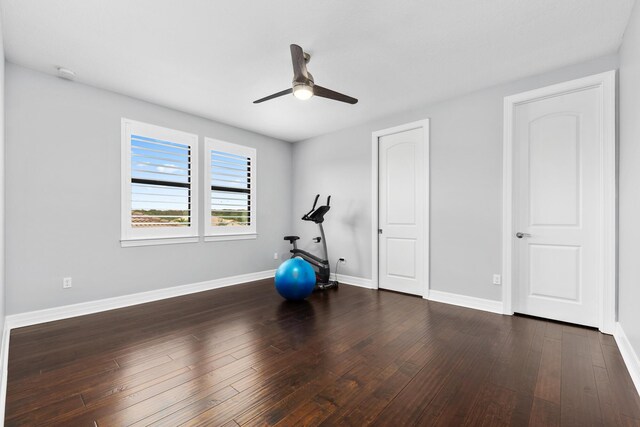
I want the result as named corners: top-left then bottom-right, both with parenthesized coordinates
top-left (204, 233), bottom-right (258, 242)
top-left (121, 236), bottom-right (199, 247)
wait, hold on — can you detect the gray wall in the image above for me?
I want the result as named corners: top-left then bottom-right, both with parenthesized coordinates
top-left (619, 1), bottom-right (640, 362)
top-left (292, 54), bottom-right (619, 301)
top-left (5, 63), bottom-right (292, 314)
top-left (1, 50), bottom-right (624, 313)
top-left (0, 20), bottom-right (5, 340)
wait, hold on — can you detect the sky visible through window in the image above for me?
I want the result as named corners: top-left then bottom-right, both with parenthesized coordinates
top-left (210, 150), bottom-right (251, 227)
top-left (130, 134), bottom-right (191, 227)
top-left (129, 134), bottom-right (251, 228)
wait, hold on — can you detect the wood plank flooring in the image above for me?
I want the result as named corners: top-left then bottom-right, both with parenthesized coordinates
top-left (5, 279), bottom-right (640, 426)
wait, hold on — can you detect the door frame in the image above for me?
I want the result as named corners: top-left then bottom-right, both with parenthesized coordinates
top-left (501, 70), bottom-right (617, 334)
top-left (371, 119), bottom-right (430, 295)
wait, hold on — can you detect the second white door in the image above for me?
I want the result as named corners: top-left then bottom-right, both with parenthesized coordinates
top-left (513, 85), bottom-right (602, 327)
top-left (378, 126), bottom-right (426, 296)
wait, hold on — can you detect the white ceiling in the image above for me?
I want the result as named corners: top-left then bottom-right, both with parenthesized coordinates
top-left (0, 1), bottom-right (635, 142)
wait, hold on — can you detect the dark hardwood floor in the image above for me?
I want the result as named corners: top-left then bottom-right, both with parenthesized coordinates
top-left (5, 279), bottom-right (640, 426)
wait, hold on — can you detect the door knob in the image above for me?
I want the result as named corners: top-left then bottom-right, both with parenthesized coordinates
top-left (378, 229), bottom-right (383, 234)
top-left (516, 232), bottom-right (532, 239)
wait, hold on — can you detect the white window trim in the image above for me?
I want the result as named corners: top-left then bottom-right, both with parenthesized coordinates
top-left (204, 234), bottom-right (257, 242)
top-left (121, 118), bottom-right (199, 247)
top-left (204, 137), bottom-right (257, 241)
top-left (120, 236), bottom-right (200, 248)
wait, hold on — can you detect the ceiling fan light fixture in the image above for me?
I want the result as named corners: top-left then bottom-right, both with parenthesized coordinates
top-left (253, 44), bottom-right (357, 105)
top-left (293, 83), bottom-right (313, 100)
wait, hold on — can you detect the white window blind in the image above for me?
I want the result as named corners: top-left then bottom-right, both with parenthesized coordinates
top-left (204, 138), bottom-right (256, 240)
top-left (121, 119), bottom-right (199, 245)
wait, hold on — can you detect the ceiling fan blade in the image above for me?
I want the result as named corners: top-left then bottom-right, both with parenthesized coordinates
top-left (253, 88), bottom-right (293, 104)
top-left (290, 44), bottom-right (308, 81)
top-left (313, 85), bottom-right (358, 104)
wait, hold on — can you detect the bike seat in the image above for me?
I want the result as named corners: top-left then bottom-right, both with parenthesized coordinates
top-left (284, 236), bottom-right (300, 243)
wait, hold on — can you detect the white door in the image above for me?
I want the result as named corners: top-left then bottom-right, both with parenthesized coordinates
top-left (513, 87), bottom-right (602, 327)
top-left (378, 127), bottom-right (426, 296)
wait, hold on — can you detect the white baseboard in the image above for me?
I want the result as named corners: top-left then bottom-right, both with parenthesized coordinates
top-left (425, 289), bottom-right (504, 314)
top-left (614, 322), bottom-right (640, 397)
top-left (336, 274), bottom-right (375, 289)
top-left (5, 270), bottom-right (275, 330)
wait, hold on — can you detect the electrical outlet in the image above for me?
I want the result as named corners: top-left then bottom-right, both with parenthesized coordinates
top-left (273, 252), bottom-right (279, 260)
top-left (63, 277), bottom-right (73, 289)
top-left (339, 258), bottom-right (346, 264)
top-left (492, 274), bottom-right (501, 285)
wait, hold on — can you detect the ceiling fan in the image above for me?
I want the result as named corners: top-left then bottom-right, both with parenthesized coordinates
top-left (253, 44), bottom-right (358, 105)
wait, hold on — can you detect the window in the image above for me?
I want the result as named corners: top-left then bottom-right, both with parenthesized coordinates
top-left (121, 119), bottom-right (199, 246)
top-left (204, 138), bottom-right (256, 241)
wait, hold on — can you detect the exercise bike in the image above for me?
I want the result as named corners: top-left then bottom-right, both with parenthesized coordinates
top-left (284, 195), bottom-right (338, 290)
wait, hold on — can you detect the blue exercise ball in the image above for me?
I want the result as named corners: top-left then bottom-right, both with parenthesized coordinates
top-left (275, 258), bottom-right (316, 300)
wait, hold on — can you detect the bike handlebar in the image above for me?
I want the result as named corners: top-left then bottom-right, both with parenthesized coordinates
top-left (302, 194), bottom-right (321, 220)
top-left (302, 194), bottom-right (331, 221)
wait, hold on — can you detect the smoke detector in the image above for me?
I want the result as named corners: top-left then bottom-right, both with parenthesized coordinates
top-left (57, 67), bottom-right (76, 81)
